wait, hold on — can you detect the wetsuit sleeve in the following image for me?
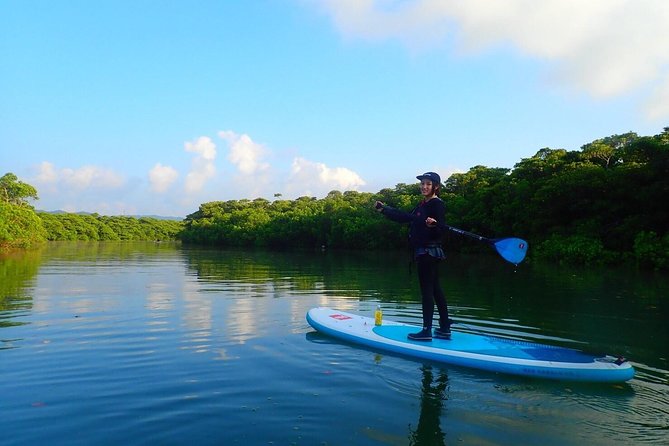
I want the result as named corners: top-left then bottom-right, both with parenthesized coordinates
top-left (380, 205), bottom-right (413, 224)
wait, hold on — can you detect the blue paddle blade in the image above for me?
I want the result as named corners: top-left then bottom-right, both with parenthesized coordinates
top-left (493, 238), bottom-right (528, 264)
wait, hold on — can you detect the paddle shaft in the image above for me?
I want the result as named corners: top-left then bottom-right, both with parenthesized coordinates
top-left (445, 225), bottom-right (492, 243)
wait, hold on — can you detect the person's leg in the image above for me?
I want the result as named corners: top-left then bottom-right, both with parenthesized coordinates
top-left (416, 254), bottom-right (435, 329)
top-left (432, 265), bottom-right (450, 329)
top-left (408, 254), bottom-right (435, 340)
top-left (423, 256), bottom-right (452, 339)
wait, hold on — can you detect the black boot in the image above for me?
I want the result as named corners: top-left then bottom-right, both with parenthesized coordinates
top-left (434, 318), bottom-right (453, 339)
top-left (407, 328), bottom-right (432, 341)
top-left (433, 327), bottom-right (451, 340)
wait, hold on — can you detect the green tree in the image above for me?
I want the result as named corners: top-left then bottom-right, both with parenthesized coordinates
top-left (0, 173), bottom-right (38, 206)
top-left (580, 132), bottom-right (637, 168)
top-left (0, 202), bottom-right (47, 249)
top-left (0, 174), bottom-right (45, 250)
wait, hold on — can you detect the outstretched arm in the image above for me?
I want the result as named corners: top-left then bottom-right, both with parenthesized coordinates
top-left (374, 201), bottom-right (413, 224)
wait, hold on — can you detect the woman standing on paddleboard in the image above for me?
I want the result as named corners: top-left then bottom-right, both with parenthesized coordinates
top-left (375, 172), bottom-right (451, 341)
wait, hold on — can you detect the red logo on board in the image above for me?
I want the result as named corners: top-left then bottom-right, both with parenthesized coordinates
top-left (330, 314), bottom-right (352, 320)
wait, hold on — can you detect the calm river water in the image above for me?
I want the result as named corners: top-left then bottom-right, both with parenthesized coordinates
top-left (1, 242), bottom-right (667, 445)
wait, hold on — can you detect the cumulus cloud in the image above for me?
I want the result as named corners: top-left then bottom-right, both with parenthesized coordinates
top-left (219, 130), bottom-right (270, 175)
top-left (288, 157), bottom-right (366, 196)
top-left (216, 129), bottom-right (367, 197)
top-left (36, 161), bottom-right (58, 184)
top-left (184, 136), bottom-right (217, 193)
top-left (35, 161), bottom-right (125, 190)
top-left (148, 163), bottom-right (179, 193)
top-left (646, 78), bottom-right (669, 120)
top-left (317, 0), bottom-right (669, 118)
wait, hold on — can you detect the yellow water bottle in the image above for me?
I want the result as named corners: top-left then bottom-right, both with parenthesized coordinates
top-left (374, 305), bottom-right (382, 326)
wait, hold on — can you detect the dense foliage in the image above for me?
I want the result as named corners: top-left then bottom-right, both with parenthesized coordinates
top-left (182, 128), bottom-right (669, 269)
top-left (180, 192), bottom-right (402, 250)
top-left (38, 213), bottom-right (184, 241)
top-left (0, 201), bottom-right (48, 250)
top-left (0, 173), bottom-right (46, 249)
top-left (0, 173), bottom-right (38, 205)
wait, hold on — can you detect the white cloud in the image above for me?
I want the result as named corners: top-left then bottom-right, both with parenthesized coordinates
top-left (148, 163), bottom-right (179, 193)
top-left (219, 130), bottom-right (270, 175)
top-left (317, 0), bottom-right (669, 119)
top-left (288, 157), bottom-right (366, 196)
top-left (185, 135), bottom-right (217, 160)
top-left (216, 130), bottom-right (366, 198)
top-left (63, 166), bottom-right (125, 189)
top-left (35, 161), bottom-right (125, 190)
top-left (31, 162), bottom-right (132, 214)
top-left (36, 161), bottom-right (58, 184)
top-left (184, 136), bottom-right (217, 193)
top-left (646, 78), bottom-right (669, 120)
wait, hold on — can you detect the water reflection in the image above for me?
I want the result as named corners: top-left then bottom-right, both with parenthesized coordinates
top-left (182, 246), bottom-right (413, 300)
top-left (0, 242), bottom-right (667, 445)
top-left (0, 249), bottom-right (41, 330)
top-left (409, 365), bottom-right (449, 446)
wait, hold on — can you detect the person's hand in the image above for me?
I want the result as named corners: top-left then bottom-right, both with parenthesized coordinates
top-left (426, 217), bottom-right (437, 227)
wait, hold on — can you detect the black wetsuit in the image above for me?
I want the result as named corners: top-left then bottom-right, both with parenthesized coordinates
top-left (380, 198), bottom-right (450, 330)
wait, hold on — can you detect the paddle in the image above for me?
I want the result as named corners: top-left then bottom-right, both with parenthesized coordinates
top-left (445, 225), bottom-right (528, 265)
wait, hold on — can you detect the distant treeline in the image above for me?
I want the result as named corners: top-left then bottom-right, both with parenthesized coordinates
top-left (1, 127), bottom-right (668, 269)
top-left (0, 205), bottom-right (183, 248)
top-left (38, 213), bottom-right (184, 242)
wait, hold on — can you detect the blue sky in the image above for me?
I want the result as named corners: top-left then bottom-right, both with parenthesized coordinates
top-left (2, 0), bottom-right (668, 217)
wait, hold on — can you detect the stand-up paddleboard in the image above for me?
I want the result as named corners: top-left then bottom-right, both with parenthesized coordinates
top-left (306, 307), bottom-right (634, 383)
